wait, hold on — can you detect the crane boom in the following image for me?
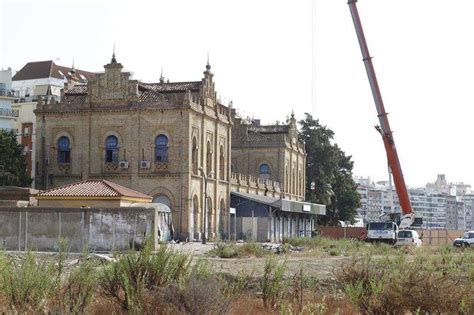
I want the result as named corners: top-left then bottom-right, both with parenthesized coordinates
top-left (347, 0), bottom-right (414, 220)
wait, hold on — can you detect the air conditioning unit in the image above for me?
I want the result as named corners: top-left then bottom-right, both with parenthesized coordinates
top-left (140, 160), bottom-right (150, 169)
top-left (118, 161), bottom-right (129, 169)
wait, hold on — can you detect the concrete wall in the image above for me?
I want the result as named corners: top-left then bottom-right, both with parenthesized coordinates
top-left (0, 207), bottom-right (157, 252)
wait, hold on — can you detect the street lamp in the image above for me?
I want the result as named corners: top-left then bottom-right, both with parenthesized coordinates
top-left (199, 167), bottom-right (213, 244)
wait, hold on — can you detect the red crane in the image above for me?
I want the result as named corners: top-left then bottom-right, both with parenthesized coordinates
top-left (347, 0), bottom-right (416, 228)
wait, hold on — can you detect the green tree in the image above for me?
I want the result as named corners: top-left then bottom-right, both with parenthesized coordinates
top-left (0, 129), bottom-right (31, 186)
top-left (298, 113), bottom-right (360, 225)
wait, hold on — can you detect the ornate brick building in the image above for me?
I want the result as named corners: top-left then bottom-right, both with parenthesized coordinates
top-left (35, 54), bottom-right (232, 240)
top-left (231, 114), bottom-right (306, 201)
top-left (35, 54), bottom-right (323, 241)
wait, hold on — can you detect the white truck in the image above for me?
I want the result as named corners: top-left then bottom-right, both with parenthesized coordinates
top-left (366, 222), bottom-right (398, 244)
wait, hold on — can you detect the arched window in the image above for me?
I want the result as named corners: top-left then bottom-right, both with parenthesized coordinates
top-left (206, 197), bottom-right (213, 235)
top-left (292, 168), bottom-right (296, 195)
top-left (193, 195), bottom-right (200, 239)
top-left (192, 137), bottom-right (198, 174)
top-left (299, 170), bottom-right (304, 196)
top-left (155, 135), bottom-right (169, 162)
top-left (105, 135), bottom-right (119, 164)
top-left (206, 141), bottom-right (212, 175)
top-left (259, 163), bottom-right (270, 180)
top-left (57, 136), bottom-right (71, 164)
top-left (219, 145), bottom-right (225, 180)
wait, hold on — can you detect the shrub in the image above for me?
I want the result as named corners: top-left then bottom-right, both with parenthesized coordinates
top-left (336, 253), bottom-right (474, 314)
top-left (61, 259), bottom-right (99, 313)
top-left (0, 252), bottom-right (56, 312)
top-left (210, 243), bottom-right (241, 258)
top-left (209, 242), bottom-right (269, 258)
top-left (221, 270), bottom-right (253, 298)
top-left (260, 257), bottom-right (287, 310)
top-left (100, 240), bottom-right (192, 311)
top-left (163, 273), bottom-right (231, 315)
top-left (240, 242), bottom-right (267, 257)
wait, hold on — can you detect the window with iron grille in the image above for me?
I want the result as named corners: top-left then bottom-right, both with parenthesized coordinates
top-left (106, 135), bottom-right (119, 164)
top-left (57, 136), bottom-right (71, 164)
top-left (155, 135), bottom-right (168, 162)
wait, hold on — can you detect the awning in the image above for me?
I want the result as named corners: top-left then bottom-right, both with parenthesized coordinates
top-left (231, 191), bottom-right (326, 215)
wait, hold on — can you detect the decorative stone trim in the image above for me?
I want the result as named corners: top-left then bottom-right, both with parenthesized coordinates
top-left (57, 163), bottom-right (71, 173)
top-left (154, 162), bottom-right (168, 171)
top-left (104, 162), bottom-right (119, 172)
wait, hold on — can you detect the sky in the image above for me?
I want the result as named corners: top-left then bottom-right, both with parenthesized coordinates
top-left (1, 0), bottom-right (474, 188)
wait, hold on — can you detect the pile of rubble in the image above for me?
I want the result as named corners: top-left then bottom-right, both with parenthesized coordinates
top-left (262, 243), bottom-right (304, 254)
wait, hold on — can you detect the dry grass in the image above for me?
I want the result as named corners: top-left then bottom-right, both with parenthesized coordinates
top-left (335, 251), bottom-right (474, 314)
top-left (208, 242), bottom-right (270, 258)
top-left (0, 240), bottom-right (471, 314)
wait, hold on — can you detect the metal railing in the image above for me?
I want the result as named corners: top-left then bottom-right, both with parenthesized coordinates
top-left (0, 89), bottom-right (19, 98)
top-left (0, 108), bottom-right (19, 117)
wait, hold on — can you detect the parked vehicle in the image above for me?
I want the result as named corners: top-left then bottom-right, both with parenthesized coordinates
top-left (453, 231), bottom-right (474, 247)
top-left (396, 230), bottom-right (422, 247)
top-left (366, 222), bottom-right (398, 244)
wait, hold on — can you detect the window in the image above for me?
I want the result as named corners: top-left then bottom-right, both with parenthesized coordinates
top-left (193, 195), bottom-right (200, 239)
top-left (207, 197), bottom-right (213, 234)
top-left (105, 135), bottom-right (119, 164)
top-left (57, 136), bottom-right (71, 164)
top-left (155, 135), bottom-right (168, 162)
top-left (398, 231), bottom-right (413, 238)
top-left (192, 137), bottom-right (198, 174)
top-left (259, 163), bottom-right (270, 180)
top-left (219, 146), bottom-right (225, 180)
top-left (219, 199), bottom-right (226, 239)
top-left (206, 141), bottom-right (212, 175)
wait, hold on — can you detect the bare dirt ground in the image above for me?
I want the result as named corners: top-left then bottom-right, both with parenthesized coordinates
top-left (204, 255), bottom-right (350, 278)
top-left (168, 242), bottom-right (351, 279)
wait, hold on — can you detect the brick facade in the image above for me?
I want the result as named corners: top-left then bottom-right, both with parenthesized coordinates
top-left (35, 55), bottom-right (307, 241)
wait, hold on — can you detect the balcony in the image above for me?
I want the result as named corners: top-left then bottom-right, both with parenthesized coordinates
top-left (0, 89), bottom-right (19, 98)
top-left (0, 108), bottom-right (19, 118)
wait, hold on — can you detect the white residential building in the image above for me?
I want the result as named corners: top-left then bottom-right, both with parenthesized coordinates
top-left (0, 68), bottom-right (18, 131)
top-left (10, 60), bottom-right (95, 186)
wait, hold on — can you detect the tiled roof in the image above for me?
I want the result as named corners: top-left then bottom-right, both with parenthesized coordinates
top-left (63, 94), bottom-right (87, 104)
top-left (65, 84), bottom-right (88, 95)
top-left (249, 125), bottom-right (289, 134)
top-left (139, 81), bottom-right (201, 92)
top-left (12, 60), bottom-right (96, 82)
top-left (138, 88), bottom-right (163, 103)
top-left (62, 81), bottom-right (200, 104)
top-left (247, 130), bottom-right (272, 143)
top-left (36, 180), bottom-right (152, 200)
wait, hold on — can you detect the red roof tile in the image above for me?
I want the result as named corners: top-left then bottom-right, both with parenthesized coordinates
top-left (36, 180), bottom-right (152, 200)
top-left (12, 60), bottom-right (96, 82)
top-left (139, 81), bottom-right (201, 92)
